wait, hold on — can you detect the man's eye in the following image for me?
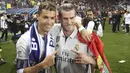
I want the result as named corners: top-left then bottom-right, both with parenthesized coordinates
top-left (64, 18), bottom-right (68, 20)
top-left (51, 17), bottom-right (55, 19)
top-left (88, 14), bottom-right (92, 16)
top-left (70, 17), bottom-right (74, 19)
top-left (43, 16), bottom-right (48, 19)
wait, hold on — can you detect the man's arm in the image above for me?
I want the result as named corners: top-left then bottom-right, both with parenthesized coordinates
top-left (97, 24), bottom-right (103, 37)
top-left (17, 48), bottom-right (57, 73)
top-left (23, 51), bottom-right (57, 73)
top-left (16, 36), bottom-right (57, 73)
top-left (74, 16), bottom-right (92, 41)
top-left (71, 49), bottom-right (96, 67)
top-left (86, 21), bottom-right (95, 33)
top-left (23, 62), bottom-right (45, 73)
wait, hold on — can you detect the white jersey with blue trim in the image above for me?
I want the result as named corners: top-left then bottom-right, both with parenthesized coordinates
top-left (16, 23), bottom-right (57, 73)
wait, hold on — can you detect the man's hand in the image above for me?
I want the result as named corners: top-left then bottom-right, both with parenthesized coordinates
top-left (74, 16), bottom-right (82, 25)
top-left (23, 50), bottom-right (58, 73)
top-left (74, 16), bottom-right (92, 41)
top-left (71, 49), bottom-right (96, 65)
top-left (40, 50), bottom-right (58, 69)
top-left (80, 29), bottom-right (92, 41)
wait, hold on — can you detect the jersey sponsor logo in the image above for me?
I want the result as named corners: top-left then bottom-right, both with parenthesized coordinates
top-left (56, 50), bottom-right (75, 63)
top-left (56, 56), bottom-right (75, 63)
top-left (62, 51), bottom-right (69, 57)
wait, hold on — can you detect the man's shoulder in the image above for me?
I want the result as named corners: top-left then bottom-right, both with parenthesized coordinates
top-left (20, 31), bottom-right (30, 40)
top-left (88, 21), bottom-right (95, 25)
top-left (1, 16), bottom-right (4, 20)
top-left (128, 14), bottom-right (130, 16)
top-left (49, 23), bottom-right (61, 37)
top-left (16, 31), bottom-right (30, 46)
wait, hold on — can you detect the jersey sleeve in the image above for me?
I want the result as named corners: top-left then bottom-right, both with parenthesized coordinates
top-left (16, 33), bottom-right (30, 73)
top-left (86, 21), bottom-right (95, 33)
top-left (97, 24), bottom-right (103, 37)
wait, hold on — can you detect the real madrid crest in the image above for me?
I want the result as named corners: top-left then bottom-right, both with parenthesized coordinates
top-left (74, 44), bottom-right (79, 51)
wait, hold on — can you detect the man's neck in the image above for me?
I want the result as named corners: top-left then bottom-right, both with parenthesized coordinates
top-left (63, 29), bottom-right (74, 37)
top-left (38, 25), bottom-right (47, 37)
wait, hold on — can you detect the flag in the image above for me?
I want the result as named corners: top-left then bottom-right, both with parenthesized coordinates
top-left (78, 32), bottom-right (112, 73)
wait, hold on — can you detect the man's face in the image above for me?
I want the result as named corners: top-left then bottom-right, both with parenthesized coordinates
top-left (87, 11), bottom-right (94, 20)
top-left (61, 9), bottom-right (76, 32)
top-left (3, 13), bottom-right (6, 17)
top-left (37, 9), bottom-right (56, 32)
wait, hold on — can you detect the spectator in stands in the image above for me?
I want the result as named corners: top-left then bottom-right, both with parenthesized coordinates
top-left (82, 8), bottom-right (103, 37)
top-left (0, 13), bottom-right (8, 42)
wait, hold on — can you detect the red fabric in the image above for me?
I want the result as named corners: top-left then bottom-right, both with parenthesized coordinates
top-left (78, 32), bottom-right (112, 73)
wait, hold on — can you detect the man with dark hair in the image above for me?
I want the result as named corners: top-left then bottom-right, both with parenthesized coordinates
top-left (112, 10), bottom-right (121, 33)
top-left (16, 2), bottom-right (58, 73)
top-left (82, 9), bottom-right (103, 37)
top-left (124, 11), bottom-right (130, 34)
top-left (55, 3), bottom-right (96, 73)
top-left (0, 13), bottom-right (8, 42)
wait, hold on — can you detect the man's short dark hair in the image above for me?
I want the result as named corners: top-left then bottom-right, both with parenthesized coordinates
top-left (38, 1), bottom-right (56, 14)
top-left (63, 0), bottom-right (69, 3)
top-left (60, 3), bottom-right (75, 12)
top-left (59, 3), bottom-right (75, 16)
top-left (86, 8), bottom-right (93, 13)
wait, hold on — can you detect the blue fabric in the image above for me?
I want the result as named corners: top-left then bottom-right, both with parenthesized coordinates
top-left (7, 8), bottom-right (38, 15)
top-left (29, 23), bottom-right (40, 65)
top-left (16, 59), bottom-right (29, 70)
top-left (28, 21), bottom-right (55, 73)
top-left (29, 22), bottom-right (46, 73)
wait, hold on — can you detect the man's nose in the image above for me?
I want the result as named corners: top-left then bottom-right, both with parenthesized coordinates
top-left (88, 15), bottom-right (91, 17)
top-left (47, 18), bottom-right (53, 24)
top-left (67, 19), bottom-right (72, 24)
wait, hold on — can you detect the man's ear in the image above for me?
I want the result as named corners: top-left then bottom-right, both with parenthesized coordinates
top-left (36, 14), bottom-right (39, 20)
top-left (58, 13), bottom-right (62, 22)
top-left (58, 9), bottom-right (62, 21)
